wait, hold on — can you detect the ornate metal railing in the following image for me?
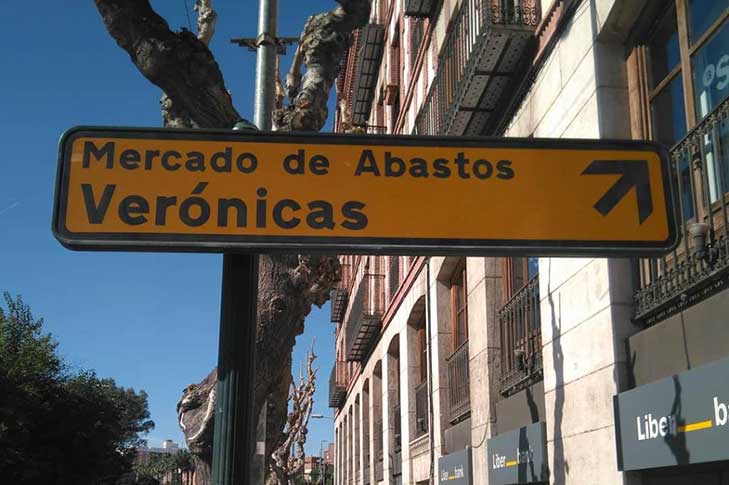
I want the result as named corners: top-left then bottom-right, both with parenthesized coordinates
top-left (363, 453), bottom-right (370, 485)
top-left (329, 361), bottom-right (347, 408)
top-left (374, 418), bottom-right (384, 482)
top-left (414, 0), bottom-right (539, 136)
top-left (634, 96), bottom-right (729, 325)
top-left (446, 340), bottom-right (470, 423)
top-left (414, 380), bottom-right (429, 438)
top-left (345, 260), bottom-right (386, 361)
top-left (352, 124), bottom-right (388, 134)
top-left (392, 450), bottom-right (403, 477)
top-left (331, 260), bottom-right (352, 323)
top-left (392, 404), bottom-right (402, 452)
top-left (498, 275), bottom-right (542, 396)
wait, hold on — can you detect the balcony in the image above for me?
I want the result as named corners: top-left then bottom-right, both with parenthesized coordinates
top-left (352, 24), bottom-right (385, 126)
top-left (414, 0), bottom-right (540, 136)
top-left (345, 273), bottom-right (386, 361)
top-left (328, 362), bottom-right (347, 408)
top-left (446, 340), bottom-right (470, 423)
top-left (634, 97), bottom-right (729, 325)
top-left (498, 275), bottom-right (543, 396)
top-left (351, 123), bottom-right (387, 134)
top-left (405, 0), bottom-right (438, 18)
top-left (331, 260), bottom-right (352, 324)
top-left (414, 381), bottom-right (429, 438)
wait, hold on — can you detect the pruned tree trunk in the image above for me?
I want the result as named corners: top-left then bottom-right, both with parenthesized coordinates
top-left (93, 0), bottom-right (370, 483)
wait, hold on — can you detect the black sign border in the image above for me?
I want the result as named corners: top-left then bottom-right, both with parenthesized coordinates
top-left (53, 126), bottom-right (679, 256)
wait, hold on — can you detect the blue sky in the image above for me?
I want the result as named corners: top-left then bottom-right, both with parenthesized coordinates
top-left (0, 0), bottom-right (337, 455)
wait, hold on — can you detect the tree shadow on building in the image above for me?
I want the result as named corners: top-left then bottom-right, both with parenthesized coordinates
top-left (547, 261), bottom-right (568, 484)
top-left (664, 376), bottom-right (690, 466)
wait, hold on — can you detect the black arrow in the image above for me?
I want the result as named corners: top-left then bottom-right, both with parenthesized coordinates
top-left (582, 159), bottom-right (653, 224)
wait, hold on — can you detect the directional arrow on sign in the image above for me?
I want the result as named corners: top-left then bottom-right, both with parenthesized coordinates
top-left (582, 160), bottom-right (653, 224)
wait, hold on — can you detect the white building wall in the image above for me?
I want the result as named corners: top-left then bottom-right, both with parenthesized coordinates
top-left (506, 1), bottom-right (642, 483)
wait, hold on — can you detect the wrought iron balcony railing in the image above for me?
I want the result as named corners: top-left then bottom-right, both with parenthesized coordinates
top-left (392, 450), bottom-right (402, 477)
top-left (414, 380), bottom-right (429, 438)
top-left (498, 274), bottom-right (542, 396)
top-left (363, 453), bottom-right (370, 485)
top-left (414, 0), bottom-right (540, 136)
top-left (345, 271), bottom-right (386, 361)
top-left (446, 340), bottom-right (471, 423)
top-left (351, 124), bottom-right (387, 134)
top-left (392, 403), bottom-right (402, 452)
top-left (634, 96), bottom-right (729, 325)
top-left (405, 0), bottom-right (438, 18)
top-left (331, 261), bottom-right (352, 324)
top-left (351, 24), bottom-right (385, 126)
top-left (328, 361), bottom-right (347, 408)
top-left (374, 419), bottom-right (384, 482)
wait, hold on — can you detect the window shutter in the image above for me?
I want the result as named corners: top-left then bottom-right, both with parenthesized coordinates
top-left (384, 44), bottom-right (400, 105)
top-left (626, 45), bottom-right (653, 140)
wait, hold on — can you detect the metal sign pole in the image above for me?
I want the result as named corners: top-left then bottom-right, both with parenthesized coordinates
top-left (211, 254), bottom-right (259, 484)
top-left (211, 0), bottom-right (277, 483)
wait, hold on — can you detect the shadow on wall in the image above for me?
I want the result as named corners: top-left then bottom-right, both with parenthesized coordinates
top-left (518, 426), bottom-right (536, 483)
top-left (547, 259), bottom-right (569, 484)
top-left (664, 376), bottom-right (690, 465)
top-left (526, 385), bottom-right (540, 423)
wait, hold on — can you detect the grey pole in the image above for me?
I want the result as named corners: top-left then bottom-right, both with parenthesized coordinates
top-left (253, 0), bottom-right (278, 131)
top-left (210, 0), bottom-right (279, 483)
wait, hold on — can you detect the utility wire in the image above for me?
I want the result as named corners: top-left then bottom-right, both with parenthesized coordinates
top-left (183, 0), bottom-right (193, 31)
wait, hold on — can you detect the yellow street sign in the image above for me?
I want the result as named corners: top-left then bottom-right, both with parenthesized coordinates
top-left (53, 127), bottom-right (678, 256)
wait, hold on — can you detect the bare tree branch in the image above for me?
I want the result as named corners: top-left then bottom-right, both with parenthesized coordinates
top-left (160, 0), bottom-right (218, 127)
top-left (195, 0), bottom-right (217, 46)
top-left (274, 0), bottom-right (371, 131)
top-left (94, 0), bottom-right (238, 129)
top-left (267, 344), bottom-right (318, 485)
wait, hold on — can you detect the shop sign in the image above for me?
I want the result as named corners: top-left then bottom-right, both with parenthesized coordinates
top-left (439, 446), bottom-right (473, 485)
top-left (487, 422), bottom-right (549, 484)
top-left (614, 356), bottom-right (729, 471)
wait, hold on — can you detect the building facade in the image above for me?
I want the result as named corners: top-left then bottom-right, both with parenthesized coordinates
top-left (330, 0), bottom-right (729, 484)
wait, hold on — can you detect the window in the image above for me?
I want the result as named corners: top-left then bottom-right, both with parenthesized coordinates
top-left (505, 257), bottom-right (538, 297)
top-left (640, 1), bottom-right (729, 214)
top-left (450, 259), bottom-right (468, 350)
top-left (499, 257), bottom-right (542, 396)
top-left (409, 18), bottom-right (425, 70)
top-left (378, 0), bottom-right (388, 24)
top-left (631, 1), bottom-right (729, 324)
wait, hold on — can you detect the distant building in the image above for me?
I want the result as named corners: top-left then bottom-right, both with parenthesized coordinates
top-left (134, 439), bottom-right (182, 466)
top-left (300, 455), bottom-right (334, 484)
top-left (304, 455), bottom-right (322, 478)
top-left (323, 442), bottom-right (335, 465)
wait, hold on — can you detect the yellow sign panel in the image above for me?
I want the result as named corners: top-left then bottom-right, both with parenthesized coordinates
top-left (53, 127), bottom-right (678, 256)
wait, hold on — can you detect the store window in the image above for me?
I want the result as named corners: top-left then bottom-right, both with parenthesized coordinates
top-left (637, 2), bottom-right (729, 219)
